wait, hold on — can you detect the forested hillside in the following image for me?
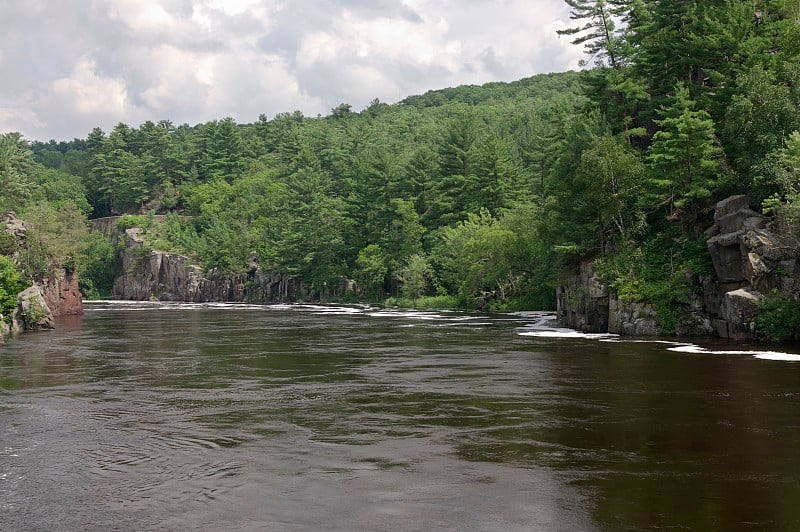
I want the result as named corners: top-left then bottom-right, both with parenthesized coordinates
top-left (23, 72), bottom-right (583, 309)
top-left (2, 0), bottom-right (800, 325)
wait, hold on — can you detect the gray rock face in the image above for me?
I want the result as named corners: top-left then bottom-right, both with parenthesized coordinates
top-left (608, 297), bottom-right (660, 336)
top-left (704, 198), bottom-right (799, 339)
top-left (107, 219), bottom-right (363, 304)
top-left (558, 195), bottom-right (800, 339)
top-left (111, 230), bottom-right (303, 303)
top-left (113, 249), bottom-right (248, 302)
top-left (556, 262), bottom-right (609, 332)
top-left (2, 211), bottom-right (28, 244)
top-left (14, 285), bottom-right (55, 331)
top-left (715, 288), bottom-right (761, 339)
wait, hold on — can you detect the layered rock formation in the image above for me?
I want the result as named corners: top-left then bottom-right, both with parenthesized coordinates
top-left (704, 195), bottom-right (798, 338)
top-left (557, 195), bottom-right (799, 339)
top-left (556, 262), bottom-right (610, 333)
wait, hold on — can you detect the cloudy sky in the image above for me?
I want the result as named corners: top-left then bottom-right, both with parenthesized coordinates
top-left (0, 0), bottom-right (583, 142)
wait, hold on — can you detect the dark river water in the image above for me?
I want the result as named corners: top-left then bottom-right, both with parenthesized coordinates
top-left (2, 302), bottom-right (800, 531)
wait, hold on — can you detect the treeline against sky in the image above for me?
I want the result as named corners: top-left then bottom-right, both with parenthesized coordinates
top-left (2, 0), bottom-right (800, 314)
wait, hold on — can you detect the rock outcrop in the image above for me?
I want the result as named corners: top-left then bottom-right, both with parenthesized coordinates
top-left (40, 269), bottom-right (83, 317)
top-left (556, 262), bottom-right (610, 333)
top-left (557, 195), bottom-right (800, 339)
top-left (2, 212), bottom-right (83, 342)
top-left (2, 212), bottom-right (28, 247)
top-left (556, 263), bottom-right (709, 336)
top-left (111, 228), bottom-right (303, 303)
top-left (14, 285), bottom-right (55, 331)
top-left (703, 195), bottom-right (798, 338)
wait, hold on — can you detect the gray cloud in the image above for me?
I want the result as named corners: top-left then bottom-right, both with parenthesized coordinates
top-left (0, 0), bottom-right (582, 141)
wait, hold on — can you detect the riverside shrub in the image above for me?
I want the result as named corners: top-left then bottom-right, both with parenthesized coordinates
top-left (0, 255), bottom-right (30, 325)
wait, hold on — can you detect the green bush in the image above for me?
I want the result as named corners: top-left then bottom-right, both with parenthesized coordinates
top-left (384, 295), bottom-right (459, 309)
top-left (0, 256), bottom-right (30, 325)
top-left (594, 227), bottom-right (711, 335)
top-left (756, 291), bottom-right (800, 343)
top-left (0, 232), bottom-right (17, 255)
top-left (115, 214), bottom-right (150, 231)
top-left (79, 231), bottom-right (119, 299)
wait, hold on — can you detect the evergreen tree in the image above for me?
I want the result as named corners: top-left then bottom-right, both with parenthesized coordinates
top-left (90, 125), bottom-right (147, 214)
top-left (195, 118), bottom-right (244, 182)
top-left (557, 0), bottom-right (633, 68)
top-left (0, 133), bottom-right (37, 212)
top-left (428, 112), bottom-right (481, 227)
top-left (647, 85), bottom-right (723, 224)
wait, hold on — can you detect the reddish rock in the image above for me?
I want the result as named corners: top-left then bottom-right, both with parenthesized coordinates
top-left (40, 269), bottom-right (83, 316)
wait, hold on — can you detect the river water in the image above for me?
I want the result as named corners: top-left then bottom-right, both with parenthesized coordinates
top-left (2, 302), bottom-right (800, 531)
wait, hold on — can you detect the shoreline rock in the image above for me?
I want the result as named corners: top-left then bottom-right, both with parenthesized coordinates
top-left (557, 195), bottom-right (799, 339)
top-left (2, 212), bottom-right (83, 341)
top-left (14, 285), bottom-right (55, 331)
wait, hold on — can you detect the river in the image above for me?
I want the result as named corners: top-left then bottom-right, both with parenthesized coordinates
top-left (2, 302), bottom-right (800, 531)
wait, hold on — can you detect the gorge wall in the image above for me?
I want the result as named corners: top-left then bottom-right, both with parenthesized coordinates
top-left (557, 196), bottom-right (799, 340)
top-left (110, 226), bottom-right (346, 304)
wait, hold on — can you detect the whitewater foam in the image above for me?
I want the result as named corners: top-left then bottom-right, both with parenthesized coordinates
top-left (513, 311), bottom-right (800, 361)
top-left (666, 343), bottom-right (800, 361)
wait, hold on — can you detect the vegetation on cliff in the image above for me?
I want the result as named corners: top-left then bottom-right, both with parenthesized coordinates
top-left (0, 256), bottom-right (30, 325)
top-left (1, 133), bottom-right (87, 317)
top-left (28, 72), bottom-right (582, 308)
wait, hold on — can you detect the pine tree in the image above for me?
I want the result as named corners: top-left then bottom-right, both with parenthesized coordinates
top-left (557, 0), bottom-right (633, 68)
top-left (0, 133), bottom-right (37, 212)
top-left (647, 84), bottom-right (723, 224)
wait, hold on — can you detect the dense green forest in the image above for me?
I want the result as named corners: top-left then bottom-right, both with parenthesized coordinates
top-left (2, 0), bottom-right (800, 317)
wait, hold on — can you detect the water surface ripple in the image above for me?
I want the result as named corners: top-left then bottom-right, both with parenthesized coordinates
top-left (2, 303), bottom-right (800, 530)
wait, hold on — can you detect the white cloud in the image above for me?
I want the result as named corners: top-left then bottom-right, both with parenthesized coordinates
top-left (0, 106), bottom-right (45, 133)
top-left (107, 0), bottom-right (175, 32)
top-left (206, 0), bottom-right (262, 17)
top-left (137, 45), bottom-right (215, 113)
top-left (52, 58), bottom-right (131, 118)
top-left (0, 0), bottom-right (583, 141)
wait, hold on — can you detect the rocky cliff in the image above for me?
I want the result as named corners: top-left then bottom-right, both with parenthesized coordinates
top-left (557, 195), bottom-right (799, 339)
top-left (1, 213), bottom-right (83, 344)
top-left (110, 226), bottom-right (316, 303)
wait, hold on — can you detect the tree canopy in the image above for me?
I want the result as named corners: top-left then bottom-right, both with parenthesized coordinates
top-left (3, 2), bottom-right (797, 315)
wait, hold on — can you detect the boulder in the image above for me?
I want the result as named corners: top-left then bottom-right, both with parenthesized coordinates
top-left (715, 208), bottom-right (765, 235)
top-left (717, 288), bottom-right (762, 339)
top-left (703, 196), bottom-right (800, 338)
top-left (14, 285), bottom-right (55, 331)
top-left (706, 231), bottom-right (747, 283)
top-left (713, 195), bottom-right (751, 221)
top-left (706, 199), bottom-right (797, 293)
